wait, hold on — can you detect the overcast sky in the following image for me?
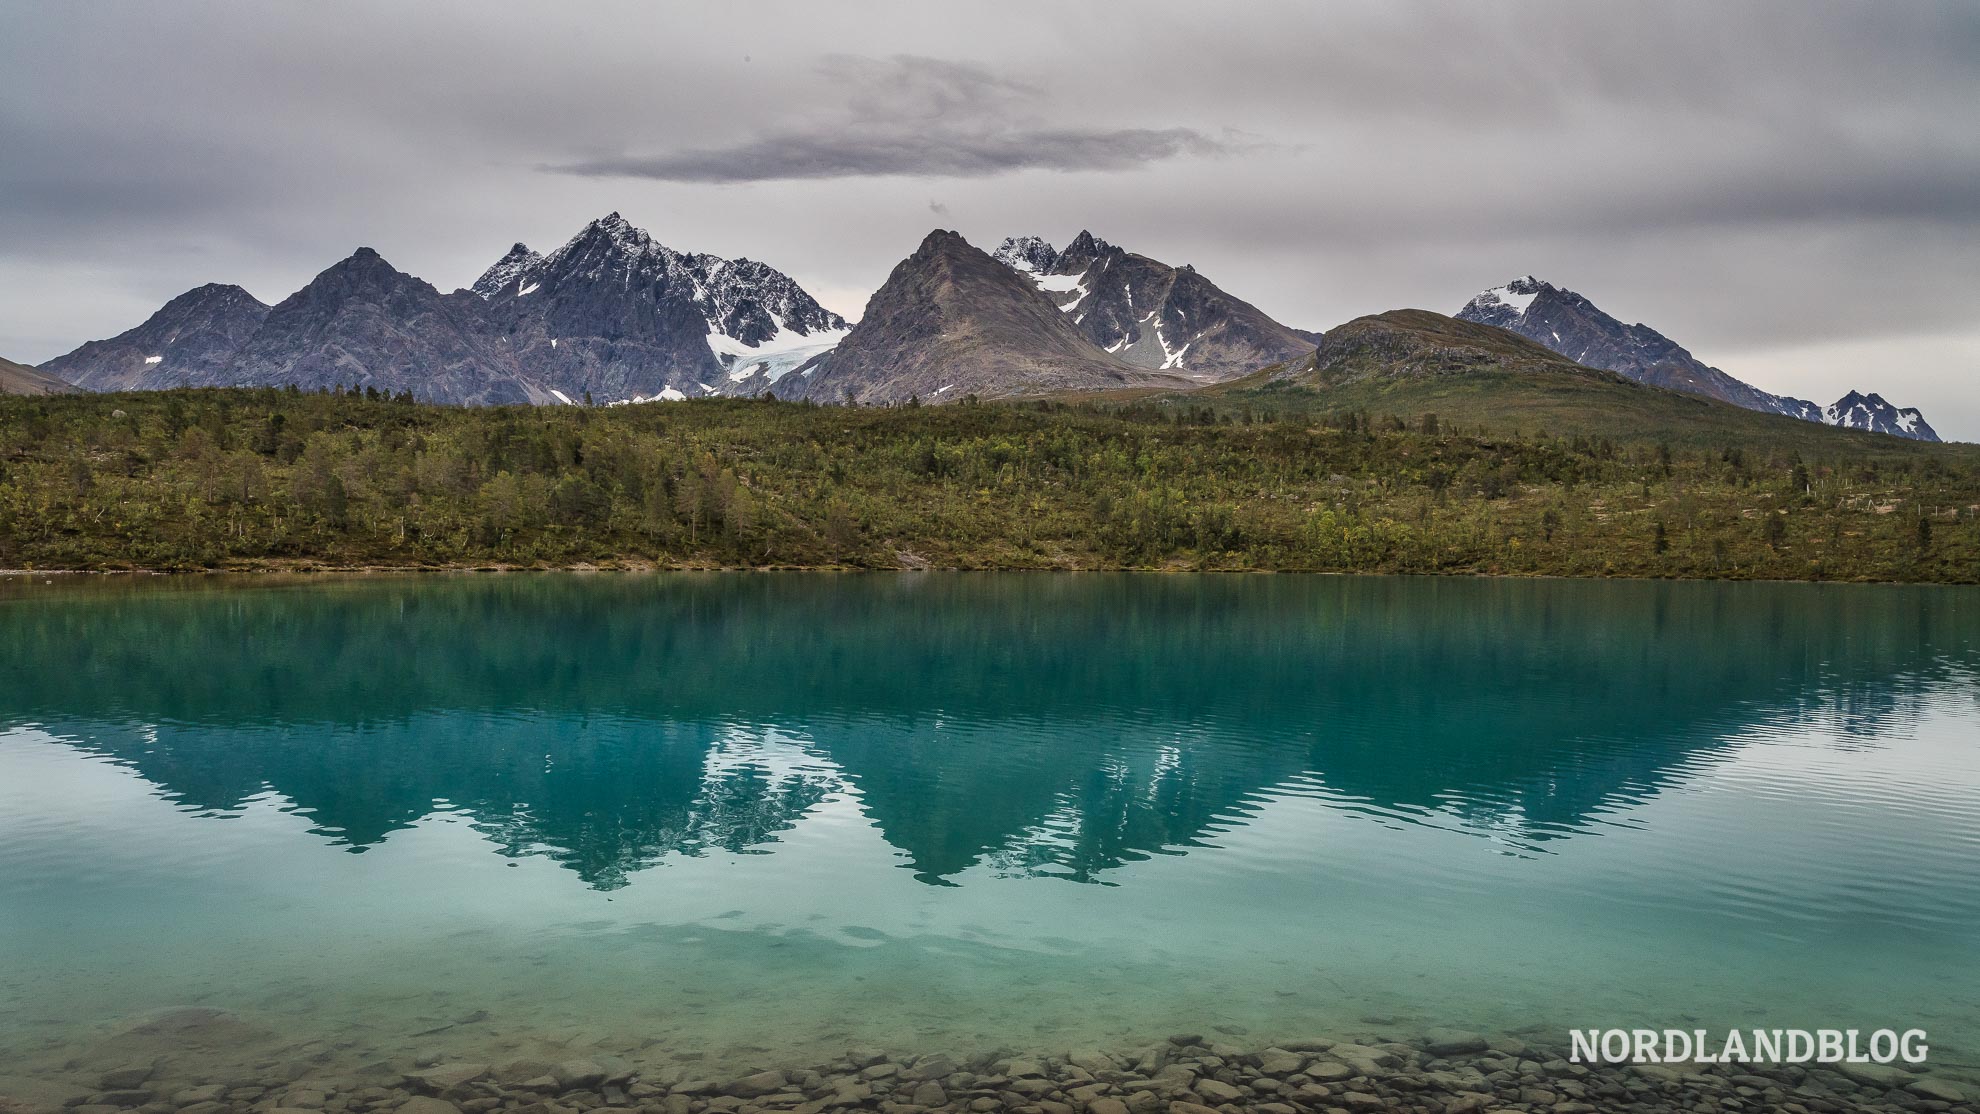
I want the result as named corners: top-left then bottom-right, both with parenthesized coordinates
top-left (4, 1), bottom-right (1976, 437)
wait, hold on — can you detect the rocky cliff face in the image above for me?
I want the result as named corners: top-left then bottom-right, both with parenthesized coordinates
top-left (1457, 277), bottom-right (1940, 441)
top-left (783, 230), bottom-right (1187, 405)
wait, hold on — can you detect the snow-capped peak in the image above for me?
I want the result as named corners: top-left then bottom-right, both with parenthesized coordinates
top-left (1820, 390), bottom-right (1940, 441)
top-left (565, 211), bottom-right (684, 265)
top-left (994, 236), bottom-right (1059, 274)
top-left (1465, 275), bottom-right (1548, 319)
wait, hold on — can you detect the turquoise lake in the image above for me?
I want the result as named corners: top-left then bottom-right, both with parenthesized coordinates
top-left (1, 573), bottom-right (1977, 1082)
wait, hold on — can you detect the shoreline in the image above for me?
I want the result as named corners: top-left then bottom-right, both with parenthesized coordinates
top-left (0, 565), bottom-right (1971, 588)
top-left (5, 1028), bottom-right (1972, 1114)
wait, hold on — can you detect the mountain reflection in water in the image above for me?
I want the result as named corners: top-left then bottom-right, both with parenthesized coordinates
top-left (4, 573), bottom-right (1969, 889)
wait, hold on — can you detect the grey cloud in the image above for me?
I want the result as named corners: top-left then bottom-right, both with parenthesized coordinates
top-left (549, 55), bottom-right (1232, 182)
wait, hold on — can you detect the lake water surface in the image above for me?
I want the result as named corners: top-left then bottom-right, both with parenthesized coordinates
top-left (2, 573), bottom-right (1977, 1082)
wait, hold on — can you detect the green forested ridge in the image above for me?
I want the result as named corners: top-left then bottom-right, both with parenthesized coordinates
top-left (0, 387), bottom-right (1974, 580)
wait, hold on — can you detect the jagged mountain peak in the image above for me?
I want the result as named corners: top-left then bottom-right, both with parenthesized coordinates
top-left (544, 213), bottom-right (686, 271)
top-left (326, 246), bottom-right (395, 274)
top-left (166, 281), bottom-right (263, 307)
top-left (919, 228), bottom-right (969, 251)
top-left (303, 248), bottom-right (439, 299)
top-left (993, 235), bottom-right (1059, 273)
top-left (470, 243), bottom-right (543, 299)
top-left (1055, 230), bottom-right (1118, 273)
top-left (577, 210), bottom-right (658, 251)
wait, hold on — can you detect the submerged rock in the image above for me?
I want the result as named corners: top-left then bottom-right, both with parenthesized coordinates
top-left (1421, 1029), bottom-right (1489, 1058)
top-left (1909, 1076), bottom-right (1967, 1103)
top-left (550, 1062), bottom-right (606, 1090)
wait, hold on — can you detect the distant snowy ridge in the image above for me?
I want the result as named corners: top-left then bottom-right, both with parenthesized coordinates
top-left (1457, 276), bottom-right (1940, 441)
top-left (1823, 391), bottom-right (1937, 440)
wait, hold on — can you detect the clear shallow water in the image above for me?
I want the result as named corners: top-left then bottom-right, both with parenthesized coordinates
top-left (1, 573), bottom-right (1977, 1083)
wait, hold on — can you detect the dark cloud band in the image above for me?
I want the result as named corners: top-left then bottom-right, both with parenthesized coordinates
top-left (551, 127), bottom-right (1227, 182)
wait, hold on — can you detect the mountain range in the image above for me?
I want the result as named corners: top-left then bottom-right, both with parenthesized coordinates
top-left (1456, 276), bottom-right (1938, 441)
top-left (10, 217), bottom-right (1947, 441)
top-left (31, 214), bottom-right (847, 406)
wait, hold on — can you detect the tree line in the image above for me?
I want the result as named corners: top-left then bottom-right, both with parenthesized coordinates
top-left (0, 387), bottom-right (1974, 581)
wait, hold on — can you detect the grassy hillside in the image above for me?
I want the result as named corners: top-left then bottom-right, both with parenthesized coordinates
top-left (1, 387), bottom-right (1975, 581)
top-left (0, 356), bottom-right (73, 396)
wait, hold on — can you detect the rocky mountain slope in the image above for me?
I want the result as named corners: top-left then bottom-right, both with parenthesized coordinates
top-left (991, 233), bottom-right (1313, 381)
top-left (1457, 276), bottom-right (1939, 441)
top-left (782, 230), bottom-right (1188, 405)
top-left (0, 356), bottom-right (74, 395)
top-left (40, 284), bottom-right (271, 391)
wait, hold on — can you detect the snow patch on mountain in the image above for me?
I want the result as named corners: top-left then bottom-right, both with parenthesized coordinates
top-left (1466, 276), bottom-right (1542, 318)
top-left (609, 386), bottom-right (688, 405)
top-left (708, 317), bottom-right (849, 386)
